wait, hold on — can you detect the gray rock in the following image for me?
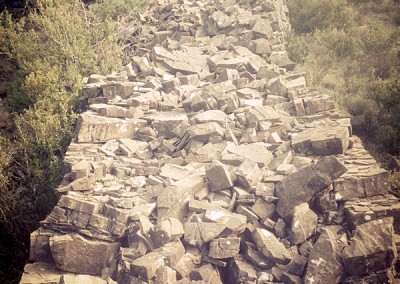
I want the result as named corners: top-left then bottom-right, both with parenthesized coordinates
top-left (209, 236), bottom-right (241, 259)
top-left (276, 156), bottom-right (347, 222)
top-left (304, 228), bottom-right (344, 284)
top-left (289, 203), bottom-right (318, 245)
top-left (252, 228), bottom-right (292, 265)
top-left (75, 112), bottom-right (146, 143)
top-left (49, 233), bottom-right (120, 276)
top-left (342, 217), bottom-right (397, 277)
top-left (205, 161), bottom-right (234, 191)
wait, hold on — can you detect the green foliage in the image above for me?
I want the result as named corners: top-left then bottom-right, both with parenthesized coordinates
top-left (287, 0), bottom-right (400, 158)
top-left (287, 0), bottom-right (352, 34)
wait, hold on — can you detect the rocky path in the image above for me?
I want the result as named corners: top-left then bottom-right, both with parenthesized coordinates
top-left (20, 0), bottom-right (400, 283)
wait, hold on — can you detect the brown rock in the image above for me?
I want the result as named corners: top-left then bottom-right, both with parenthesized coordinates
top-left (49, 233), bottom-right (120, 276)
top-left (252, 228), bottom-right (292, 265)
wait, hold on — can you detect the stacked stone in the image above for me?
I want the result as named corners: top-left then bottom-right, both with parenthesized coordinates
top-left (21, 0), bottom-right (400, 283)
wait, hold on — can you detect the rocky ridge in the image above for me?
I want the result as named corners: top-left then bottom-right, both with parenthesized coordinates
top-left (20, 0), bottom-right (400, 283)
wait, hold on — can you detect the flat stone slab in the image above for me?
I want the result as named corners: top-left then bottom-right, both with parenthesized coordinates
top-left (291, 125), bottom-right (350, 156)
top-left (75, 112), bottom-right (146, 143)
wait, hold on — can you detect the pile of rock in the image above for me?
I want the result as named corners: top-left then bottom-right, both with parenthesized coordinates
top-left (20, 0), bottom-right (400, 283)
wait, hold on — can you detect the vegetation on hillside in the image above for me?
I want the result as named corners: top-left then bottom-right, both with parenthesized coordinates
top-left (0, 0), bottom-right (149, 282)
top-left (287, 0), bottom-right (400, 159)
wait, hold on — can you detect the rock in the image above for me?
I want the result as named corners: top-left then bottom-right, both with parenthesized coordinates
top-left (334, 169), bottom-right (390, 201)
top-left (131, 240), bottom-right (185, 281)
top-left (289, 203), bottom-right (318, 245)
top-left (75, 112), bottom-right (146, 143)
top-left (150, 218), bottom-right (184, 248)
top-left (344, 194), bottom-right (400, 233)
top-left (236, 160), bottom-right (262, 189)
top-left (209, 236), bottom-right (241, 259)
top-left (252, 228), bottom-right (292, 265)
top-left (224, 143), bottom-right (273, 167)
top-left (204, 209), bottom-right (247, 235)
top-left (304, 228), bottom-right (344, 284)
top-left (291, 125), bottom-right (350, 156)
top-left (59, 274), bottom-right (108, 284)
top-left (155, 265), bottom-right (176, 284)
top-left (147, 113), bottom-right (188, 139)
top-left (49, 233), bottom-right (120, 276)
top-left (184, 222), bottom-right (226, 246)
top-left (188, 122), bottom-right (225, 142)
top-left (205, 161), bottom-right (234, 191)
top-left (192, 110), bottom-right (227, 125)
top-left (174, 253), bottom-right (200, 279)
top-left (276, 156), bottom-right (347, 222)
top-left (342, 217), bottom-right (397, 277)
top-left (189, 263), bottom-right (223, 283)
top-left (286, 255), bottom-right (308, 276)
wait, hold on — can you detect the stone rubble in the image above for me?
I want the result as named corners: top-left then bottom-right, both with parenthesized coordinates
top-left (21, 0), bottom-right (400, 283)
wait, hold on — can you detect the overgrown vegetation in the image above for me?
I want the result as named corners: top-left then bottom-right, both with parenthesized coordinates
top-left (287, 0), bottom-right (400, 160)
top-left (0, 0), bottom-right (149, 282)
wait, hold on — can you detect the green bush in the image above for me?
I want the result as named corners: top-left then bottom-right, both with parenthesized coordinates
top-left (287, 0), bottom-right (352, 34)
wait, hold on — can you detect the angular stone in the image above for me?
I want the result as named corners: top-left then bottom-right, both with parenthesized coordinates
top-left (131, 240), bottom-right (185, 281)
top-left (344, 194), bottom-right (400, 233)
top-left (267, 76), bottom-right (288, 97)
top-left (334, 169), bottom-right (390, 201)
top-left (289, 203), bottom-right (318, 245)
top-left (160, 164), bottom-right (194, 181)
top-left (75, 113), bottom-right (146, 143)
top-left (245, 106), bottom-right (282, 128)
top-left (157, 187), bottom-right (191, 223)
top-left (304, 228), bottom-right (344, 284)
top-left (188, 199), bottom-right (224, 213)
top-left (49, 233), bottom-right (120, 275)
top-left (342, 217), bottom-right (397, 276)
top-left (174, 253), bottom-right (200, 279)
top-left (286, 255), bottom-right (308, 277)
top-left (251, 198), bottom-right (276, 220)
top-left (59, 274), bottom-right (107, 284)
top-left (252, 19), bottom-right (273, 39)
top-left (204, 209), bottom-right (247, 235)
top-left (236, 160), bottom-right (262, 189)
top-left (20, 262), bottom-right (66, 284)
top-left (189, 263), bottom-right (223, 283)
top-left (57, 195), bottom-right (101, 215)
top-left (148, 113), bottom-right (189, 139)
top-left (151, 218), bottom-right (184, 248)
top-left (206, 161), bottom-right (233, 191)
top-left (209, 236), bottom-right (241, 259)
top-left (276, 156), bottom-right (347, 222)
top-left (303, 95), bottom-right (335, 115)
top-left (224, 143), bottom-right (273, 167)
top-left (192, 110), bottom-right (227, 125)
top-left (242, 241), bottom-right (271, 269)
top-left (29, 229), bottom-right (53, 263)
top-left (252, 228), bottom-right (292, 265)
top-left (188, 122), bottom-right (225, 142)
top-left (291, 125), bottom-right (350, 156)
top-left (184, 222), bottom-right (226, 246)
top-left (155, 265), bottom-right (176, 284)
